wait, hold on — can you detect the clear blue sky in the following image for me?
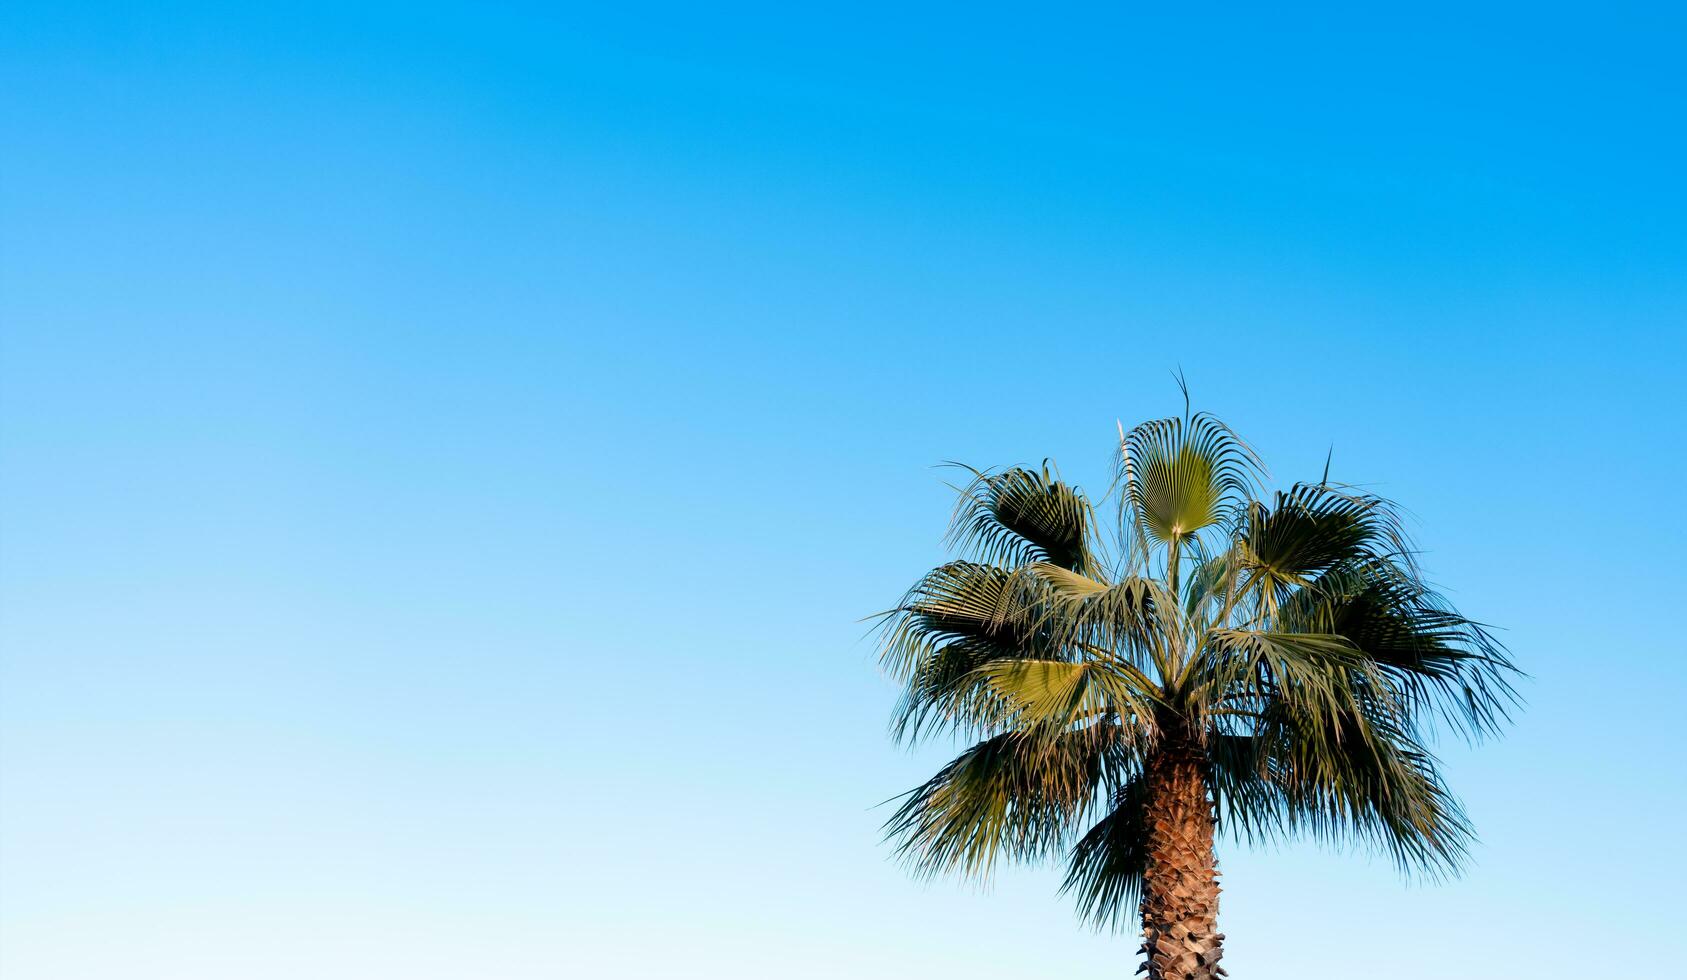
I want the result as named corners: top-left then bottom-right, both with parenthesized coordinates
top-left (2, 3), bottom-right (1683, 978)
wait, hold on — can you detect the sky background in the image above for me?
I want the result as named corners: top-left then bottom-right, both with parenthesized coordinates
top-left (3, 3), bottom-right (1685, 978)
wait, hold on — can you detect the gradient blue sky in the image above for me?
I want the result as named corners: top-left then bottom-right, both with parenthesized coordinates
top-left (3, 3), bottom-right (1684, 978)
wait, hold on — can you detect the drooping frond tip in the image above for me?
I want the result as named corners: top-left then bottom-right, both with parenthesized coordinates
top-left (882, 728), bottom-right (1118, 879)
top-left (1060, 777), bottom-right (1150, 930)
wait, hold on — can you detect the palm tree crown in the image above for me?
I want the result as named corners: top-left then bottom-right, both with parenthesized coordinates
top-left (877, 409), bottom-right (1518, 979)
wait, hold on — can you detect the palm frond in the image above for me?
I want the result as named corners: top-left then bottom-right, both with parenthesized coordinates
top-left (1026, 563), bottom-right (1176, 670)
top-left (945, 463), bottom-right (1098, 573)
top-left (877, 561), bottom-right (1073, 742)
top-left (878, 561), bottom-right (1034, 680)
top-left (1210, 701), bottom-right (1474, 874)
top-left (1060, 777), bottom-right (1151, 930)
top-left (1121, 413), bottom-right (1260, 545)
top-left (1282, 559), bottom-right (1519, 740)
top-left (1194, 628), bottom-right (1384, 733)
top-left (1236, 483), bottom-right (1410, 602)
top-left (970, 658), bottom-right (1163, 737)
top-left (883, 726), bottom-right (1123, 878)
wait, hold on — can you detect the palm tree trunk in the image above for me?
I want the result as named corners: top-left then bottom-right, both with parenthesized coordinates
top-left (1138, 732), bottom-right (1224, 979)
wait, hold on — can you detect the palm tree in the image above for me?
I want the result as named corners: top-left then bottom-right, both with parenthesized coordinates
top-left (876, 408), bottom-right (1517, 980)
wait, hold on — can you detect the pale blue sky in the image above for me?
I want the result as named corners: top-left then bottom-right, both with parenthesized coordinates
top-left (3, 3), bottom-right (1684, 978)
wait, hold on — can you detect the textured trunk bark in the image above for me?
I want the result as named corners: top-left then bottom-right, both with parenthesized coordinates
top-left (1138, 732), bottom-right (1224, 979)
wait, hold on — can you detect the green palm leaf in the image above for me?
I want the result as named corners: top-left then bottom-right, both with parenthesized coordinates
top-left (1122, 413), bottom-right (1259, 545)
top-left (946, 463), bottom-right (1098, 573)
top-left (883, 727), bottom-right (1121, 877)
top-left (1061, 777), bottom-right (1151, 930)
top-left (970, 658), bottom-right (1163, 735)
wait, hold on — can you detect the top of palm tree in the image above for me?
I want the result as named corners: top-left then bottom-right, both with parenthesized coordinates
top-left (875, 401), bottom-right (1519, 929)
